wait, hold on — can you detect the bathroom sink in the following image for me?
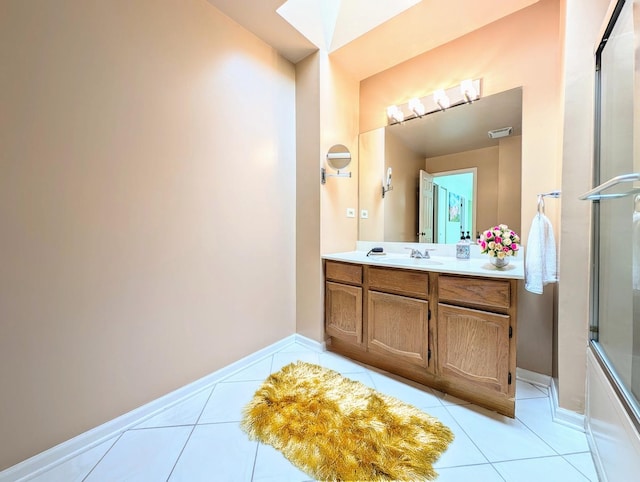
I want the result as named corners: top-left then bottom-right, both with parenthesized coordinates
top-left (373, 256), bottom-right (443, 267)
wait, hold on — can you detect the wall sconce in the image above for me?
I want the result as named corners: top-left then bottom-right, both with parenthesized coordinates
top-left (382, 167), bottom-right (393, 198)
top-left (386, 105), bottom-right (404, 123)
top-left (321, 144), bottom-right (352, 184)
top-left (385, 79), bottom-right (482, 125)
top-left (433, 89), bottom-right (451, 110)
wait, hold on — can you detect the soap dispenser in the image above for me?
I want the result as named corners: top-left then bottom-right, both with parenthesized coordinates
top-left (456, 231), bottom-right (470, 259)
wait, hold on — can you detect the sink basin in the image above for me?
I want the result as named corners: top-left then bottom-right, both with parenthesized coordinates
top-left (374, 256), bottom-right (443, 266)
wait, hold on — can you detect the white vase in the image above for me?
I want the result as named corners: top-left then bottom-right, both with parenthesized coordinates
top-left (490, 256), bottom-right (510, 269)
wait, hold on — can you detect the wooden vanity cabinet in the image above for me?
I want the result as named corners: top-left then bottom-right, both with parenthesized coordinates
top-left (367, 267), bottom-right (431, 371)
top-left (325, 262), bottom-right (363, 346)
top-left (324, 260), bottom-right (518, 417)
top-left (437, 274), bottom-right (517, 415)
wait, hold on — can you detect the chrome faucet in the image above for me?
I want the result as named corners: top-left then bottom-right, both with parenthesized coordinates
top-left (406, 247), bottom-right (430, 259)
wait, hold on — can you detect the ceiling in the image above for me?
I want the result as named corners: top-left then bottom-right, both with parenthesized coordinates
top-left (203, 1), bottom-right (527, 156)
top-left (386, 87), bottom-right (523, 158)
top-left (205, 0), bottom-right (540, 80)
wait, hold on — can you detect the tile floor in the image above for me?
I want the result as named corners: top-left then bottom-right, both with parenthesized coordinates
top-left (27, 341), bottom-right (598, 481)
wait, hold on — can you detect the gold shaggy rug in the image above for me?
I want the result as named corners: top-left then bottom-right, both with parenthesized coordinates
top-left (240, 361), bottom-right (454, 481)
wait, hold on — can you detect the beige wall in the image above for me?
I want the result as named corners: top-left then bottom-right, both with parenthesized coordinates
top-left (319, 53), bottom-right (360, 255)
top-left (358, 128), bottom-right (386, 241)
top-left (383, 130), bottom-right (424, 242)
top-left (0, 0), bottom-right (297, 470)
top-left (359, 0), bottom-right (563, 245)
top-left (297, 51), bottom-right (360, 343)
top-left (558, 0), bottom-right (611, 413)
top-left (498, 135), bottom-right (523, 235)
top-left (295, 52), bottom-right (323, 342)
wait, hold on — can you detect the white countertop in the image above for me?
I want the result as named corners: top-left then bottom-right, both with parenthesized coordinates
top-left (322, 250), bottom-right (524, 280)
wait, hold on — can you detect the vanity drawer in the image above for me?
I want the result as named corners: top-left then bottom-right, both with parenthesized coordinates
top-left (368, 267), bottom-right (429, 298)
top-left (438, 275), bottom-right (511, 310)
top-left (325, 261), bottom-right (362, 285)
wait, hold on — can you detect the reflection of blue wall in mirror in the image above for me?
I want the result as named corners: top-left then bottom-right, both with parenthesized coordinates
top-left (436, 172), bottom-right (474, 242)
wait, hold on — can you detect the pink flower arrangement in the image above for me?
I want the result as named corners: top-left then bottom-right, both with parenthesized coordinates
top-left (478, 224), bottom-right (520, 259)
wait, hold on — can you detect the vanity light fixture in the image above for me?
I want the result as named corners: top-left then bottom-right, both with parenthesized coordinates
top-left (433, 89), bottom-right (451, 110)
top-left (384, 79), bottom-right (482, 125)
top-left (460, 79), bottom-right (479, 102)
top-left (386, 105), bottom-right (404, 123)
top-left (408, 98), bottom-right (426, 117)
top-left (382, 167), bottom-right (393, 198)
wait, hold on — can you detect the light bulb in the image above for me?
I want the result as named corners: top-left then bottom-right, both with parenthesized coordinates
top-left (408, 98), bottom-right (425, 117)
top-left (386, 105), bottom-right (404, 123)
top-left (461, 79), bottom-right (478, 102)
top-left (433, 89), bottom-right (450, 110)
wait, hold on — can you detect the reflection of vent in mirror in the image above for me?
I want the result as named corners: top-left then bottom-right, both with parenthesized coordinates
top-left (488, 127), bottom-right (513, 139)
top-left (321, 144), bottom-right (352, 184)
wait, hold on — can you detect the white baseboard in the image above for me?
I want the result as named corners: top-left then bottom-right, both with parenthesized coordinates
top-left (515, 368), bottom-right (585, 432)
top-left (293, 333), bottom-right (325, 352)
top-left (549, 377), bottom-right (586, 432)
top-left (516, 367), bottom-right (552, 388)
top-left (1, 334), bottom-right (321, 482)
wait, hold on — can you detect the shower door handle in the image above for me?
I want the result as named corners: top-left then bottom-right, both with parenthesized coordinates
top-left (579, 172), bottom-right (640, 201)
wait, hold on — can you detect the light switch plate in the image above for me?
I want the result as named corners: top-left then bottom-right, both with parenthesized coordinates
top-left (346, 208), bottom-right (356, 218)
top-left (361, 209), bottom-right (369, 219)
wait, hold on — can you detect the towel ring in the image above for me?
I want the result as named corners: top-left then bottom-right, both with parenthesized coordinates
top-left (537, 195), bottom-right (545, 214)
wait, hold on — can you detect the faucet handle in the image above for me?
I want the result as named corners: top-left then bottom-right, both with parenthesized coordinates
top-left (404, 247), bottom-right (418, 257)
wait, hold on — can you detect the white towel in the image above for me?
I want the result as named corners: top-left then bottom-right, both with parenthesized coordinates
top-left (525, 213), bottom-right (557, 294)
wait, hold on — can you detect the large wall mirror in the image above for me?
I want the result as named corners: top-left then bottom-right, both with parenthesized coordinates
top-left (359, 87), bottom-right (523, 244)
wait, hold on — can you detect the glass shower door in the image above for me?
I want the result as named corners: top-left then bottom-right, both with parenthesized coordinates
top-left (583, 0), bottom-right (640, 420)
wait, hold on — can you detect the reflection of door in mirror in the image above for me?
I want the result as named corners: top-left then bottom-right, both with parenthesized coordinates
top-left (432, 169), bottom-right (476, 243)
top-left (418, 170), bottom-right (434, 242)
top-left (435, 185), bottom-right (448, 243)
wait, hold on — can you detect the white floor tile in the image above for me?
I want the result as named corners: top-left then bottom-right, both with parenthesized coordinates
top-left (22, 342), bottom-right (597, 482)
top-left (135, 389), bottom-right (212, 429)
top-left (252, 443), bottom-right (311, 482)
top-left (84, 426), bottom-right (191, 481)
top-left (564, 452), bottom-right (599, 482)
top-left (432, 389), bottom-right (473, 406)
top-left (168, 423), bottom-right (256, 482)
top-left (516, 397), bottom-right (590, 454)
top-left (336, 370), bottom-right (376, 388)
top-left (277, 342), bottom-right (321, 354)
top-left (367, 371), bottom-right (444, 409)
top-left (29, 438), bottom-right (117, 482)
top-left (427, 407), bottom-right (488, 469)
top-left (199, 380), bottom-right (263, 424)
top-left (270, 352), bottom-right (321, 372)
top-left (317, 352), bottom-right (368, 374)
top-left (516, 379), bottom-right (549, 399)
top-left (224, 358), bottom-right (274, 382)
top-left (435, 463), bottom-right (505, 482)
top-left (446, 404), bottom-right (556, 462)
top-left (493, 455), bottom-right (591, 482)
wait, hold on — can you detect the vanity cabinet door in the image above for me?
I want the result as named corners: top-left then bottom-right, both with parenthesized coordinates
top-left (367, 291), bottom-right (430, 369)
top-left (437, 303), bottom-right (511, 395)
top-left (326, 282), bottom-right (363, 345)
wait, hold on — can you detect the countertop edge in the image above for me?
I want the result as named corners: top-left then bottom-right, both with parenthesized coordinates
top-left (322, 251), bottom-right (525, 280)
